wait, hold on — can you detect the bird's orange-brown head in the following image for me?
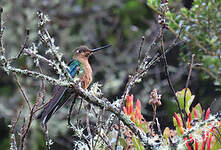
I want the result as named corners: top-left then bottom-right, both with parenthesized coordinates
top-left (73, 45), bottom-right (112, 59)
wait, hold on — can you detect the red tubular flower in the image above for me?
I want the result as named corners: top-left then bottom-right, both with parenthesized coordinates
top-left (126, 94), bottom-right (134, 116)
top-left (184, 138), bottom-right (192, 150)
top-left (202, 130), bottom-right (206, 150)
top-left (194, 108), bottom-right (197, 118)
top-left (174, 113), bottom-right (181, 126)
top-left (174, 112), bottom-right (184, 134)
top-left (202, 108), bottom-right (211, 149)
top-left (187, 112), bottom-right (192, 129)
top-left (195, 139), bottom-right (199, 150)
top-left (204, 131), bottom-right (210, 149)
top-left (207, 128), bottom-right (214, 150)
top-left (135, 99), bottom-right (141, 122)
top-left (205, 108), bottom-right (210, 120)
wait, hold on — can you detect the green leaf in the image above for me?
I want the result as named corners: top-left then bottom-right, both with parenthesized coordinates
top-left (147, 0), bottom-right (160, 8)
top-left (137, 122), bottom-right (149, 133)
top-left (191, 103), bottom-right (202, 120)
top-left (165, 11), bottom-right (172, 18)
top-left (180, 8), bottom-right (188, 14)
top-left (119, 138), bottom-right (128, 148)
top-left (132, 136), bottom-right (145, 150)
top-left (176, 88), bottom-right (193, 114)
top-left (185, 95), bottom-right (194, 115)
top-left (163, 127), bottom-right (170, 145)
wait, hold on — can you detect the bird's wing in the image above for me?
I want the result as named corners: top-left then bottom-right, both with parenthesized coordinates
top-left (67, 59), bottom-right (81, 77)
top-left (37, 59), bottom-right (80, 125)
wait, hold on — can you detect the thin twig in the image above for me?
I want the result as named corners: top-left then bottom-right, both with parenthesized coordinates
top-left (68, 95), bottom-right (78, 126)
top-left (0, 7), bottom-right (2, 36)
top-left (19, 118), bottom-right (26, 150)
top-left (136, 36), bottom-right (145, 71)
top-left (77, 99), bottom-right (83, 115)
top-left (20, 101), bottom-right (39, 150)
top-left (150, 105), bottom-right (157, 135)
top-left (23, 48), bottom-right (57, 67)
top-left (14, 73), bottom-right (32, 111)
top-left (17, 28), bottom-right (29, 58)
top-left (10, 107), bottom-right (23, 150)
top-left (156, 118), bottom-right (162, 137)
top-left (38, 65), bottom-right (46, 104)
top-left (86, 112), bottom-right (92, 150)
top-left (19, 84), bottom-right (47, 150)
top-left (184, 54), bottom-right (195, 120)
top-left (159, 27), bottom-right (186, 128)
top-left (105, 113), bottom-right (116, 135)
top-left (98, 133), bottom-right (113, 150)
top-left (33, 99), bottom-right (51, 113)
top-left (0, 7), bottom-right (4, 56)
top-left (159, 31), bottom-right (194, 150)
top-left (93, 108), bottom-right (105, 149)
top-left (11, 107), bottom-right (23, 134)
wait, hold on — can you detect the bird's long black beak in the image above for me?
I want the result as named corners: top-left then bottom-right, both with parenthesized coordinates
top-left (91, 44), bottom-right (112, 52)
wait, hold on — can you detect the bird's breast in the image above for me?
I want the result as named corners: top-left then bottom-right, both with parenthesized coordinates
top-left (78, 60), bottom-right (92, 89)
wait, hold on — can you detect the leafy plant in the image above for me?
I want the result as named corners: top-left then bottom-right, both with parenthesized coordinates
top-left (147, 0), bottom-right (221, 88)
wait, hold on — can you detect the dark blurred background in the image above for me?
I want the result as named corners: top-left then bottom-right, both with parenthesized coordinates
top-left (0, 0), bottom-right (220, 149)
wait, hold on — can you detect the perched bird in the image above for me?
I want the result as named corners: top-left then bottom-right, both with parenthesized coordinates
top-left (37, 45), bottom-right (111, 125)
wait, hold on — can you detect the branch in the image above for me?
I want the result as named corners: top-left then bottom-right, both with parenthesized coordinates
top-left (14, 73), bottom-right (32, 111)
top-left (17, 29), bottom-right (30, 58)
top-left (9, 107), bottom-right (22, 150)
top-left (19, 92), bottom-right (41, 150)
top-left (136, 36), bottom-right (145, 71)
top-left (0, 7), bottom-right (4, 56)
top-left (184, 54), bottom-right (195, 118)
top-left (37, 11), bottom-right (74, 82)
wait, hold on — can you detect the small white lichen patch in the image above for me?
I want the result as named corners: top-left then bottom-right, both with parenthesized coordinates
top-left (31, 43), bottom-right (38, 55)
top-left (73, 141), bottom-right (89, 150)
top-left (37, 11), bottom-right (50, 26)
top-left (70, 125), bottom-right (84, 138)
top-left (89, 82), bottom-right (103, 97)
top-left (46, 139), bottom-right (54, 146)
top-left (45, 48), bottom-right (53, 55)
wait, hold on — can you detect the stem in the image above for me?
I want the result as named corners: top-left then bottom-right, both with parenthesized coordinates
top-left (184, 54), bottom-right (195, 118)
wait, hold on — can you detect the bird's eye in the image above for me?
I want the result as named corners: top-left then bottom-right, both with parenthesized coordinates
top-left (77, 49), bottom-right (83, 53)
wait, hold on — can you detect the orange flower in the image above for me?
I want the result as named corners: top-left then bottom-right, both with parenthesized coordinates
top-left (126, 94), bottom-right (134, 116)
top-left (124, 94), bottom-right (143, 124)
top-left (135, 99), bottom-right (142, 122)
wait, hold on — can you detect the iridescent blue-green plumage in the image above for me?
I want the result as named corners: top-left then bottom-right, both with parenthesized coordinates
top-left (37, 59), bottom-right (82, 125)
top-left (68, 59), bottom-right (81, 77)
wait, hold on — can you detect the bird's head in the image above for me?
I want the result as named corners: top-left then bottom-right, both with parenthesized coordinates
top-left (73, 45), bottom-right (111, 59)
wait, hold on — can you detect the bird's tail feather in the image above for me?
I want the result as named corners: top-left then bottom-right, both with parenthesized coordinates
top-left (37, 86), bottom-right (70, 125)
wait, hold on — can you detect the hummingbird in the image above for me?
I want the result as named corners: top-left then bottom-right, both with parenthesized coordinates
top-left (37, 44), bottom-right (111, 125)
